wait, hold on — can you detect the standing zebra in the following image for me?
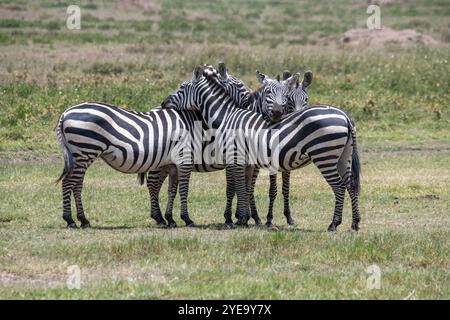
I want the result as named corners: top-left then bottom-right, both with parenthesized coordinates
top-left (55, 102), bottom-right (199, 228)
top-left (152, 63), bottom-right (299, 227)
top-left (163, 66), bottom-right (361, 231)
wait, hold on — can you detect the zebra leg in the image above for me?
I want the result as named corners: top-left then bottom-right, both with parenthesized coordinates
top-left (164, 166), bottom-right (178, 228)
top-left (321, 166), bottom-right (346, 232)
top-left (147, 169), bottom-right (168, 226)
top-left (72, 166), bottom-right (91, 229)
top-left (346, 179), bottom-right (360, 231)
top-left (249, 168), bottom-right (261, 225)
top-left (282, 171), bottom-right (295, 225)
top-left (266, 173), bottom-right (277, 227)
top-left (339, 149), bottom-right (361, 231)
top-left (223, 167), bottom-right (235, 226)
top-left (61, 177), bottom-right (77, 228)
top-left (177, 164), bottom-right (195, 227)
top-left (231, 164), bottom-right (250, 226)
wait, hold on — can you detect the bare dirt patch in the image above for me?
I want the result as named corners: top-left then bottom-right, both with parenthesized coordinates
top-left (325, 28), bottom-right (440, 48)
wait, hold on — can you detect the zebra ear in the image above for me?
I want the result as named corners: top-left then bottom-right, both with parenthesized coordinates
top-left (218, 61), bottom-right (228, 79)
top-left (256, 70), bottom-right (267, 84)
top-left (193, 66), bottom-right (203, 82)
top-left (283, 70), bottom-right (292, 80)
top-left (276, 74), bottom-right (280, 82)
top-left (302, 71), bottom-right (313, 89)
top-left (285, 73), bottom-right (300, 90)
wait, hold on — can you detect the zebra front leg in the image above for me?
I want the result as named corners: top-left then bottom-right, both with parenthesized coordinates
top-left (282, 171), bottom-right (295, 225)
top-left (249, 168), bottom-right (261, 225)
top-left (72, 166), bottom-right (91, 229)
top-left (231, 164), bottom-right (250, 226)
top-left (164, 166), bottom-right (178, 228)
top-left (177, 165), bottom-right (195, 227)
top-left (266, 173), bottom-right (277, 227)
top-left (223, 167), bottom-right (235, 226)
top-left (62, 177), bottom-right (77, 228)
top-left (147, 169), bottom-right (168, 226)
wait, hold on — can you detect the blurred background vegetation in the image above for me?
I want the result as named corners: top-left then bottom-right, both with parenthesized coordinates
top-left (0, 0), bottom-right (449, 156)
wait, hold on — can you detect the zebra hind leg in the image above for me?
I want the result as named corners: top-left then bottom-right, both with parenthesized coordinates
top-left (346, 176), bottom-right (360, 231)
top-left (318, 164), bottom-right (346, 232)
top-left (339, 151), bottom-right (361, 231)
top-left (147, 169), bottom-right (168, 226)
top-left (62, 176), bottom-right (77, 228)
top-left (72, 165), bottom-right (91, 228)
top-left (327, 175), bottom-right (346, 232)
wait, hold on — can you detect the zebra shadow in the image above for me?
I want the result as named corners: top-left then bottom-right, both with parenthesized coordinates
top-left (188, 223), bottom-right (322, 233)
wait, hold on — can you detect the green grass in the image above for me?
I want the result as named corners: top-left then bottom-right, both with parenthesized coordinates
top-left (0, 148), bottom-right (449, 299)
top-left (0, 0), bottom-right (449, 299)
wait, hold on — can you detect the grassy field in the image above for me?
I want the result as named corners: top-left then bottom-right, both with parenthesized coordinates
top-left (0, 0), bottom-right (449, 299)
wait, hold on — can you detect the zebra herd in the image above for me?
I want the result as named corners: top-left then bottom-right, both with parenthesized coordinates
top-left (56, 62), bottom-right (360, 232)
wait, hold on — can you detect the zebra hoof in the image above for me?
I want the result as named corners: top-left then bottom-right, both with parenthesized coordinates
top-left (235, 219), bottom-right (248, 227)
top-left (224, 222), bottom-right (236, 229)
top-left (186, 222), bottom-right (196, 228)
top-left (67, 222), bottom-right (78, 229)
top-left (286, 217), bottom-right (295, 226)
top-left (351, 223), bottom-right (360, 231)
top-left (156, 220), bottom-right (167, 227)
top-left (167, 221), bottom-right (177, 228)
top-left (265, 221), bottom-right (273, 228)
top-left (81, 222), bottom-right (91, 229)
top-left (327, 224), bottom-right (337, 232)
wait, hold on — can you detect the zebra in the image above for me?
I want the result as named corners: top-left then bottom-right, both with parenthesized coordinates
top-left (152, 63), bottom-right (298, 227)
top-left (162, 66), bottom-right (361, 231)
top-left (55, 102), bottom-right (200, 228)
top-left (254, 69), bottom-right (314, 226)
top-left (214, 65), bottom-right (314, 226)
top-left (282, 70), bottom-right (312, 113)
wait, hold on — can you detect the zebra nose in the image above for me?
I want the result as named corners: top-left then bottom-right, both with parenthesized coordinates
top-left (271, 103), bottom-right (283, 121)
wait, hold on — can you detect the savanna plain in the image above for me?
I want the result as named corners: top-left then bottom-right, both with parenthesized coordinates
top-left (0, 0), bottom-right (449, 299)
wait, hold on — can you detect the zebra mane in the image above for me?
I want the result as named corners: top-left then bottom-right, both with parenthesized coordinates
top-left (202, 68), bottom-right (244, 108)
top-left (246, 86), bottom-right (264, 110)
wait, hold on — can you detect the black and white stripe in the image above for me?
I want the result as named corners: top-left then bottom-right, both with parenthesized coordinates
top-left (163, 67), bottom-right (361, 231)
top-left (152, 63), bottom-right (298, 226)
top-left (56, 102), bottom-right (198, 228)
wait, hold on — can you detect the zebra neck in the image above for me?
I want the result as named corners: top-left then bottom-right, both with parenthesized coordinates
top-left (200, 86), bottom-right (236, 130)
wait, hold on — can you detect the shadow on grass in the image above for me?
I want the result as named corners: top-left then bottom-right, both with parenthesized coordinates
top-left (188, 222), bottom-right (322, 233)
top-left (49, 222), bottom-right (322, 233)
top-left (89, 225), bottom-right (135, 230)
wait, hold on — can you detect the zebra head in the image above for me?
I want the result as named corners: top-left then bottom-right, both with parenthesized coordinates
top-left (217, 62), bottom-right (251, 109)
top-left (161, 66), bottom-right (204, 111)
top-left (255, 70), bottom-right (289, 123)
top-left (284, 70), bottom-right (313, 112)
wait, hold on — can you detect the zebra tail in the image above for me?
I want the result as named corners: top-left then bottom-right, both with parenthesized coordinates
top-left (137, 173), bottom-right (146, 185)
top-left (55, 113), bottom-right (74, 184)
top-left (350, 122), bottom-right (361, 195)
